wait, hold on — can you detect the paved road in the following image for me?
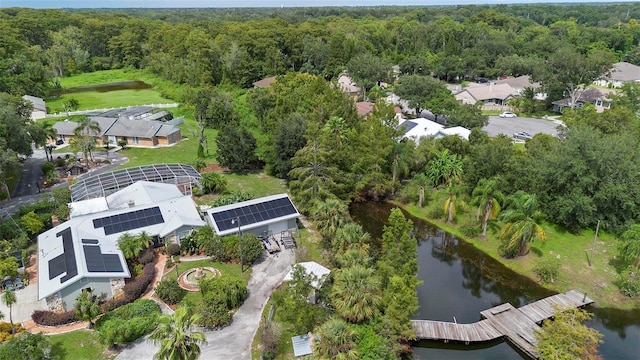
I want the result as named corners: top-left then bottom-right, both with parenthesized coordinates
top-left (482, 116), bottom-right (563, 138)
top-left (116, 249), bottom-right (295, 360)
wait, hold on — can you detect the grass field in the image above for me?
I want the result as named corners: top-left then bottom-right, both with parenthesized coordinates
top-left (50, 330), bottom-right (114, 360)
top-left (47, 89), bottom-right (173, 114)
top-left (397, 193), bottom-right (634, 309)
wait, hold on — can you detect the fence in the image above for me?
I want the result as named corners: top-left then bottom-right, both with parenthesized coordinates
top-left (47, 103), bottom-right (179, 118)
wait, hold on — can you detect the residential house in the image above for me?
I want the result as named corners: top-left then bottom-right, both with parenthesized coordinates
top-left (37, 181), bottom-right (204, 311)
top-left (337, 71), bottom-right (360, 99)
top-left (495, 75), bottom-right (546, 100)
top-left (355, 101), bottom-right (402, 117)
top-left (398, 117), bottom-right (470, 141)
top-left (455, 82), bottom-right (518, 108)
top-left (551, 88), bottom-right (615, 113)
top-left (252, 76), bottom-right (278, 88)
top-left (53, 116), bottom-right (182, 148)
top-left (594, 61), bottom-right (640, 88)
top-left (22, 95), bottom-right (47, 120)
top-left (204, 194), bottom-right (300, 237)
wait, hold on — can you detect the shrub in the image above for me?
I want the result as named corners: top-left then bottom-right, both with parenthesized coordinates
top-left (122, 264), bottom-right (156, 302)
top-left (41, 162), bottom-right (55, 175)
top-left (195, 299), bottom-right (232, 328)
top-left (95, 299), bottom-right (160, 347)
top-left (533, 257), bottom-right (561, 284)
top-left (166, 243), bottom-right (181, 256)
top-left (0, 322), bottom-right (25, 342)
top-left (31, 310), bottom-right (77, 326)
top-left (155, 279), bottom-right (186, 305)
top-left (55, 157), bottom-right (66, 167)
top-left (616, 267), bottom-right (640, 297)
top-left (460, 224), bottom-right (482, 237)
top-left (138, 247), bottom-right (155, 265)
top-left (180, 236), bottom-right (199, 255)
top-left (117, 139), bottom-right (128, 149)
top-left (200, 276), bottom-right (247, 310)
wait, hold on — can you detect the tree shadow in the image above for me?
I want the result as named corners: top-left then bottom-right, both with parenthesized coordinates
top-left (50, 340), bottom-right (67, 359)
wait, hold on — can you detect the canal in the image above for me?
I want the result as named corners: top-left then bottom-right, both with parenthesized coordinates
top-left (350, 201), bottom-right (640, 359)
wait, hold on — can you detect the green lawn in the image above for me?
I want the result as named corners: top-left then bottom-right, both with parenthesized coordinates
top-left (49, 330), bottom-right (114, 360)
top-left (398, 195), bottom-right (634, 309)
top-left (47, 89), bottom-right (173, 114)
top-left (163, 259), bottom-right (252, 306)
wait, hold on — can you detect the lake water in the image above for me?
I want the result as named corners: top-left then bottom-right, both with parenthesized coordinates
top-left (350, 202), bottom-right (640, 360)
top-left (62, 80), bottom-right (152, 94)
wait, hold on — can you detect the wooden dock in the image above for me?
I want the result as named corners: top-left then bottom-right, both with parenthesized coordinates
top-left (411, 290), bottom-right (593, 359)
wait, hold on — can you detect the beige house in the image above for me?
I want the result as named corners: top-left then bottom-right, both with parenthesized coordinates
top-left (337, 71), bottom-right (361, 99)
top-left (22, 95), bottom-right (47, 120)
top-left (455, 82), bottom-right (518, 109)
top-left (253, 76), bottom-right (278, 88)
top-left (53, 117), bottom-right (182, 148)
top-left (594, 62), bottom-right (640, 88)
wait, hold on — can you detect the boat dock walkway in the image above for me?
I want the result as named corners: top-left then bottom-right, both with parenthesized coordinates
top-left (411, 290), bottom-right (594, 359)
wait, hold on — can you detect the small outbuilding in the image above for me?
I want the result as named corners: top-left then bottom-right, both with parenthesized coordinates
top-left (204, 194), bottom-right (300, 237)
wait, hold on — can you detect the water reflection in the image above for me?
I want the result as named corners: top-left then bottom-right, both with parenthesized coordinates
top-left (350, 202), bottom-right (640, 360)
top-left (62, 80), bottom-right (152, 94)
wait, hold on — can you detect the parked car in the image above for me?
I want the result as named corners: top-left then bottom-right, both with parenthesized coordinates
top-left (513, 131), bottom-right (533, 140)
top-left (3, 280), bottom-right (15, 291)
top-left (499, 111), bottom-right (517, 118)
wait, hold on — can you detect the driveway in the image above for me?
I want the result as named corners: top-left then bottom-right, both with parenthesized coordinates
top-left (482, 116), bottom-right (563, 138)
top-left (0, 283), bottom-right (47, 324)
top-left (116, 249), bottom-right (295, 360)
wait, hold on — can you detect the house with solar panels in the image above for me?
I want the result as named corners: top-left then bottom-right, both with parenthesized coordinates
top-left (204, 194), bottom-right (300, 249)
top-left (37, 181), bottom-right (204, 311)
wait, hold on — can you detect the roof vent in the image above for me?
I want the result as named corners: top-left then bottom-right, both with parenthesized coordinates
top-left (128, 200), bottom-right (135, 207)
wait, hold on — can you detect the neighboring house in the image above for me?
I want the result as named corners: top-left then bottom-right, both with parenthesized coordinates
top-left (252, 76), bottom-right (278, 88)
top-left (283, 261), bottom-right (330, 304)
top-left (398, 117), bottom-right (471, 141)
top-left (551, 88), bottom-right (615, 113)
top-left (22, 95), bottom-right (47, 120)
top-left (337, 71), bottom-right (360, 99)
top-left (495, 75), bottom-right (547, 100)
top-left (355, 101), bottom-right (402, 117)
top-left (205, 193), bottom-right (300, 237)
top-left (98, 106), bottom-right (157, 120)
top-left (594, 61), bottom-right (640, 88)
top-left (53, 116), bottom-right (182, 148)
top-left (455, 82), bottom-right (518, 108)
top-left (37, 181), bottom-right (204, 311)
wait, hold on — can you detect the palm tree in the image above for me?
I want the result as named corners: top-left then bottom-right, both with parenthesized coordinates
top-left (332, 223), bottom-right (371, 254)
top-left (331, 265), bottom-right (382, 323)
top-left (74, 291), bottom-right (100, 328)
top-left (618, 224), bottom-right (640, 268)
top-left (498, 191), bottom-right (547, 258)
top-left (310, 198), bottom-right (349, 240)
top-left (389, 140), bottom-right (413, 191)
top-left (199, 172), bottom-right (226, 194)
top-left (322, 116), bottom-right (348, 147)
top-left (411, 173), bottom-right (431, 208)
top-left (117, 232), bottom-right (138, 260)
top-left (28, 122), bottom-right (58, 162)
top-left (137, 231), bottom-right (154, 251)
top-left (470, 179), bottom-right (504, 237)
top-left (427, 149), bottom-right (463, 188)
top-left (314, 318), bottom-right (359, 360)
top-left (2, 289), bottom-right (16, 334)
top-left (150, 306), bottom-right (207, 360)
top-left (443, 183), bottom-right (466, 223)
top-left (73, 116), bottom-right (101, 168)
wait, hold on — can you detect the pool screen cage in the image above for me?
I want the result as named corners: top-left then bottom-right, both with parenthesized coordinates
top-left (70, 163), bottom-right (202, 202)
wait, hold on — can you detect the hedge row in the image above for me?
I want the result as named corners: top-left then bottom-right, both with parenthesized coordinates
top-left (103, 263), bottom-right (156, 312)
top-left (31, 310), bottom-right (77, 327)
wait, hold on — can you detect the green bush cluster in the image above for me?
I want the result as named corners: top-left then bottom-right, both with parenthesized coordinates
top-left (533, 257), bottom-right (561, 284)
top-left (155, 279), bottom-right (186, 305)
top-left (196, 276), bottom-right (247, 328)
top-left (95, 299), bottom-right (160, 347)
top-left (616, 267), bottom-right (640, 297)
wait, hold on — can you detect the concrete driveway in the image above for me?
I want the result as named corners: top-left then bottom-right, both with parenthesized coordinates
top-left (0, 283), bottom-right (47, 324)
top-left (116, 249), bottom-right (295, 360)
top-left (482, 116), bottom-right (563, 138)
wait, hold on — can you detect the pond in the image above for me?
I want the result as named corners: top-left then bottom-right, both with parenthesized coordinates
top-left (62, 80), bottom-right (152, 94)
top-left (350, 202), bottom-right (640, 360)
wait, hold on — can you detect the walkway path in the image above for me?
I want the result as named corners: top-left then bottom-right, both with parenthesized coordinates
top-left (115, 249), bottom-right (295, 360)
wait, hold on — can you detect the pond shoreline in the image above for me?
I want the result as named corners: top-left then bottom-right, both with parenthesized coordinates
top-left (390, 200), bottom-right (638, 311)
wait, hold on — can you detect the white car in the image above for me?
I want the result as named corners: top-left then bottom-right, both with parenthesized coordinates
top-left (499, 111), bottom-right (517, 118)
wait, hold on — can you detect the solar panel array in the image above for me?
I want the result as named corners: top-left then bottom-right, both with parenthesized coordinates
top-left (83, 245), bottom-right (124, 273)
top-left (212, 197), bottom-right (297, 232)
top-left (48, 227), bottom-right (78, 283)
top-left (70, 163), bottom-right (201, 201)
top-left (93, 207), bottom-right (164, 235)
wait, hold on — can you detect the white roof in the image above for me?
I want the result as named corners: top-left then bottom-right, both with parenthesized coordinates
top-left (38, 182), bottom-right (204, 300)
top-left (69, 197), bottom-right (110, 217)
top-left (398, 117), bottom-right (445, 141)
top-left (283, 261), bottom-right (331, 289)
top-left (435, 126), bottom-right (472, 140)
